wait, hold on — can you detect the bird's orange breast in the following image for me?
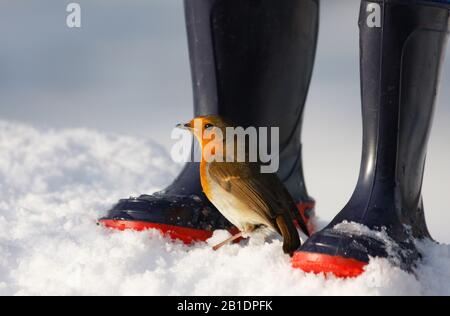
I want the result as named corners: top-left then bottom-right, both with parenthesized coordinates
top-left (200, 161), bottom-right (212, 199)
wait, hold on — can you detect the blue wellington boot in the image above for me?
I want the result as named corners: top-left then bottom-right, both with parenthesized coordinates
top-left (100, 0), bottom-right (319, 242)
top-left (293, 0), bottom-right (450, 277)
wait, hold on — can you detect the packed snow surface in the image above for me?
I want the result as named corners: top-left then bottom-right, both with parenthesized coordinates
top-left (1, 120), bottom-right (450, 296)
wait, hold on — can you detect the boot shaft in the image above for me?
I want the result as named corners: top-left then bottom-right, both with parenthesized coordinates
top-left (184, 0), bottom-right (318, 134)
top-left (181, 0), bottom-right (319, 199)
top-left (340, 0), bottom-right (450, 234)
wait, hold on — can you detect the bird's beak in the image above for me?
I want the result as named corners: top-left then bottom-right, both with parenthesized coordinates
top-left (176, 122), bottom-right (193, 131)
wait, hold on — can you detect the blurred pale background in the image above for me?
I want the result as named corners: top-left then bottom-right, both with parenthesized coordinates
top-left (0, 0), bottom-right (449, 241)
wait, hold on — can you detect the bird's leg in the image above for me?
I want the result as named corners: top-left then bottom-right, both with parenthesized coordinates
top-left (242, 224), bottom-right (258, 239)
top-left (212, 232), bottom-right (244, 251)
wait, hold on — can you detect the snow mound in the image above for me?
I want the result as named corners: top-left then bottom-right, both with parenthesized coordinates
top-left (1, 120), bottom-right (450, 296)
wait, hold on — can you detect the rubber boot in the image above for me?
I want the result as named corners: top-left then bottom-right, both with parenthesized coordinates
top-left (293, 0), bottom-right (450, 277)
top-left (99, 0), bottom-right (320, 243)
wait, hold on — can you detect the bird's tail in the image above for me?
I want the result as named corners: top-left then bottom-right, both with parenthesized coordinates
top-left (276, 215), bottom-right (301, 256)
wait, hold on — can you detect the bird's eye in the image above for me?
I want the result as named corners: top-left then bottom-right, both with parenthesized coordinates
top-left (204, 123), bottom-right (214, 130)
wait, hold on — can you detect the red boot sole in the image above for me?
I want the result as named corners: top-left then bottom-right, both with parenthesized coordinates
top-left (292, 251), bottom-right (367, 278)
top-left (98, 219), bottom-right (233, 244)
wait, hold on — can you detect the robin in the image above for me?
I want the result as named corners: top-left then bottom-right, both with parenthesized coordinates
top-left (177, 115), bottom-right (310, 255)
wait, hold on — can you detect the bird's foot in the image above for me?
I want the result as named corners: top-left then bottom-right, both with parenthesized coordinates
top-left (212, 232), bottom-right (244, 251)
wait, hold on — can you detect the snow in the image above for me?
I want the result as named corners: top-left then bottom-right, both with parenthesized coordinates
top-left (1, 120), bottom-right (450, 296)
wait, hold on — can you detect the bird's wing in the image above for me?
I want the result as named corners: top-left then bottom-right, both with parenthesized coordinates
top-left (208, 162), bottom-right (300, 228)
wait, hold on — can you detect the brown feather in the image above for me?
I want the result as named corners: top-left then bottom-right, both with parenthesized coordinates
top-left (208, 161), bottom-right (308, 237)
top-left (276, 215), bottom-right (301, 256)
